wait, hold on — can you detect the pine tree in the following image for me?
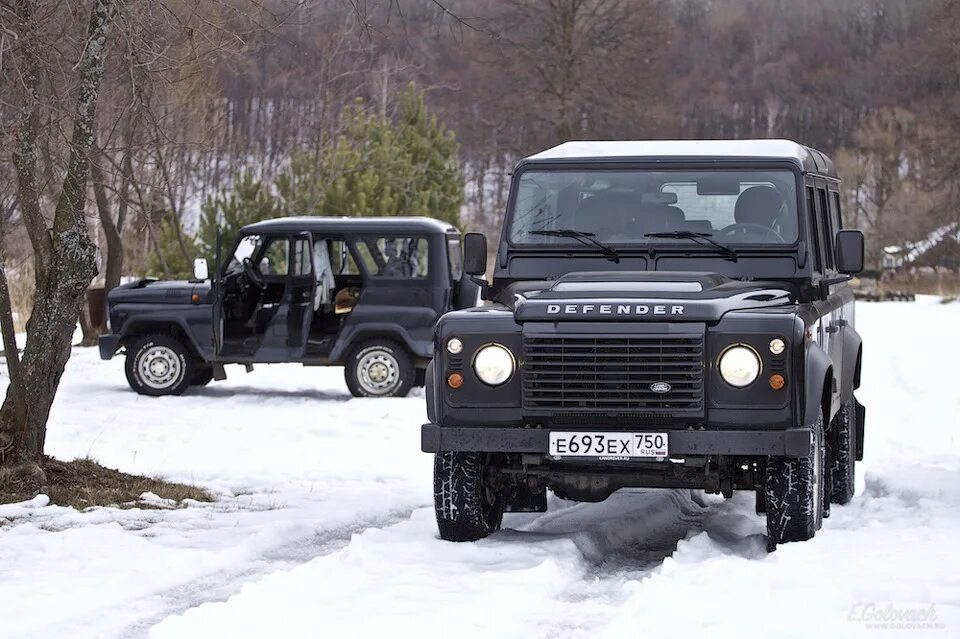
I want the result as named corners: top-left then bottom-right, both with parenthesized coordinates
top-left (197, 172), bottom-right (282, 261)
top-left (277, 84), bottom-right (463, 226)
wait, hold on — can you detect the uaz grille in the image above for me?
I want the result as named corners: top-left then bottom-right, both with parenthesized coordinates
top-left (522, 334), bottom-right (705, 415)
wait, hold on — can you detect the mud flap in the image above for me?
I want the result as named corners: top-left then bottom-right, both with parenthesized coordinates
top-left (855, 398), bottom-right (866, 461)
top-left (504, 481), bottom-right (547, 513)
top-left (213, 363), bottom-right (227, 381)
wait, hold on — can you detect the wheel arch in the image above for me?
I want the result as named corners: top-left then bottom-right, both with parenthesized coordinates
top-left (329, 323), bottom-right (425, 363)
top-left (121, 318), bottom-right (205, 360)
top-left (804, 344), bottom-right (834, 428)
top-left (842, 328), bottom-right (863, 399)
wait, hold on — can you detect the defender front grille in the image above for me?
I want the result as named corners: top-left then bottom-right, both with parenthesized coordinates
top-left (521, 334), bottom-right (705, 415)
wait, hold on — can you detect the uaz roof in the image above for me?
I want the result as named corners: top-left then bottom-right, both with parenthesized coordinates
top-left (240, 216), bottom-right (458, 235)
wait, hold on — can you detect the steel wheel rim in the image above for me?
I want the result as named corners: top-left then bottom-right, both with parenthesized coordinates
top-left (138, 345), bottom-right (182, 390)
top-left (357, 349), bottom-right (399, 395)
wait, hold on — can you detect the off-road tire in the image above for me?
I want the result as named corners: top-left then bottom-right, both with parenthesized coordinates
top-left (755, 489), bottom-right (766, 514)
top-left (434, 451), bottom-right (506, 542)
top-left (829, 397), bottom-right (857, 504)
top-left (344, 339), bottom-right (415, 398)
top-left (125, 334), bottom-right (194, 397)
top-left (191, 365), bottom-right (215, 386)
top-left (765, 407), bottom-right (826, 550)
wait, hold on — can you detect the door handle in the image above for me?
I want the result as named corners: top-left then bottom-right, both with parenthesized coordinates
top-left (825, 324), bottom-right (839, 334)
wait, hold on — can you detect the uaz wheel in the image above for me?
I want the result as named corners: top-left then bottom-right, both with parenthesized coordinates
top-left (764, 407), bottom-right (826, 550)
top-left (125, 334), bottom-right (194, 396)
top-left (434, 451), bottom-right (506, 542)
top-left (344, 339), bottom-right (414, 398)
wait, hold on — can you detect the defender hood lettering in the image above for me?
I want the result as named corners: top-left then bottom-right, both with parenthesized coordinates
top-left (512, 271), bottom-right (792, 322)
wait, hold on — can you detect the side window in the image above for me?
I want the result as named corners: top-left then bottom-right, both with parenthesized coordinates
top-left (806, 187), bottom-right (823, 272)
top-left (829, 191), bottom-right (843, 231)
top-left (329, 240), bottom-right (360, 275)
top-left (291, 237), bottom-right (312, 276)
top-left (447, 237), bottom-right (463, 281)
top-left (260, 237), bottom-right (289, 275)
top-left (353, 236), bottom-right (428, 278)
top-left (817, 188), bottom-right (834, 270)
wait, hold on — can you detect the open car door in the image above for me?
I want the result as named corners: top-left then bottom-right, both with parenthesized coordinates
top-left (212, 228), bottom-right (225, 358)
top-left (254, 233), bottom-right (316, 362)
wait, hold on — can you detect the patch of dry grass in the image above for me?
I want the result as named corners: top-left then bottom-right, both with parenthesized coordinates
top-left (0, 457), bottom-right (213, 509)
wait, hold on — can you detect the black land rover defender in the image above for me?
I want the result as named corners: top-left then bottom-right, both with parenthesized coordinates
top-left (423, 140), bottom-right (866, 550)
top-left (100, 217), bottom-right (478, 398)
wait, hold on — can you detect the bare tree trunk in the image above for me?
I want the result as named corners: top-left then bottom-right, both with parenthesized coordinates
top-left (91, 152), bottom-right (123, 291)
top-left (0, 0), bottom-right (118, 481)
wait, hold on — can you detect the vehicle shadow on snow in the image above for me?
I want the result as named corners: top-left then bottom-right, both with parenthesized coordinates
top-left (497, 488), bottom-right (768, 571)
top-left (186, 386), bottom-right (353, 401)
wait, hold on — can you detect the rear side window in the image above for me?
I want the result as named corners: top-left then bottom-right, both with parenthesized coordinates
top-left (329, 240), bottom-right (360, 275)
top-left (353, 236), bottom-right (428, 278)
top-left (817, 188), bottom-right (834, 270)
top-left (291, 237), bottom-right (312, 276)
top-left (806, 187), bottom-right (823, 272)
top-left (829, 191), bottom-right (843, 231)
top-left (447, 237), bottom-right (463, 281)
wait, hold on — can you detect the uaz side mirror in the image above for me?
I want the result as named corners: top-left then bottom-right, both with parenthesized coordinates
top-left (835, 230), bottom-right (864, 274)
top-left (193, 258), bottom-right (209, 281)
top-left (463, 232), bottom-right (488, 276)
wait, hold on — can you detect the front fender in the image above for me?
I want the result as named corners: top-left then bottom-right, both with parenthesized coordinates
top-left (116, 306), bottom-right (213, 360)
top-left (842, 328), bottom-right (863, 399)
top-left (804, 342), bottom-right (833, 427)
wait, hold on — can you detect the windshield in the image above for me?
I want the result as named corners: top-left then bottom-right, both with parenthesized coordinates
top-left (225, 234), bottom-right (262, 274)
top-left (507, 169), bottom-right (799, 247)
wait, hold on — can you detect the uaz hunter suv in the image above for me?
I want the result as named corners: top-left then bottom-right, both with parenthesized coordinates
top-left (422, 140), bottom-right (866, 550)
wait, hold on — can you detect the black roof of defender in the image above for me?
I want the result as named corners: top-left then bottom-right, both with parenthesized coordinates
top-left (518, 139), bottom-right (837, 177)
top-left (241, 216), bottom-right (459, 235)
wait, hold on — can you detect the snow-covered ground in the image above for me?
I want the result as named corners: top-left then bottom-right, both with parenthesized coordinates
top-left (2, 298), bottom-right (959, 638)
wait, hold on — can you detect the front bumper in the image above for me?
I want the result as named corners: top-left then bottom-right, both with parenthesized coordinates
top-left (421, 424), bottom-right (812, 458)
top-left (98, 335), bottom-right (121, 360)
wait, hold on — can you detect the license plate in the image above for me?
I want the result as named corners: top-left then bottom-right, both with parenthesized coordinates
top-left (548, 432), bottom-right (669, 459)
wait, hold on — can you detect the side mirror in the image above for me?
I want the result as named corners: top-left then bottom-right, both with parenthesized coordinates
top-left (835, 230), bottom-right (864, 274)
top-left (193, 258), bottom-right (209, 281)
top-left (463, 232), bottom-right (488, 276)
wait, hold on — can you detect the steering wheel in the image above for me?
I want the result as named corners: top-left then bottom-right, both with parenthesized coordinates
top-left (717, 223), bottom-right (785, 243)
top-left (242, 257), bottom-right (266, 290)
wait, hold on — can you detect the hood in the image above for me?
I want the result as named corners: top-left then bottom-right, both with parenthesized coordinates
top-left (107, 278), bottom-right (211, 305)
top-left (512, 271), bottom-right (794, 322)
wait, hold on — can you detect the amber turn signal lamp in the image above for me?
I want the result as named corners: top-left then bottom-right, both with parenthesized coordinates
top-left (191, 293), bottom-right (201, 304)
top-left (447, 372), bottom-right (464, 389)
top-left (769, 374), bottom-right (786, 390)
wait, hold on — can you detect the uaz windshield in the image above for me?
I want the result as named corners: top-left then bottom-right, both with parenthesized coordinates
top-left (507, 169), bottom-right (799, 247)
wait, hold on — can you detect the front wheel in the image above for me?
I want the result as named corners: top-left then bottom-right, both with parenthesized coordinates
top-left (125, 334), bottom-right (194, 396)
top-left (829, 397), bottom-right (857, 504)
top-left (434, 451), bottom-right (506, 542)
top-left (344, 339), bottom-right (414, 398)
top-left (764, 407), bottom-right (826, 550)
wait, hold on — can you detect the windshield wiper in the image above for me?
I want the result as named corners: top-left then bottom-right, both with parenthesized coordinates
top-left (530, 229), bottom-right (620, 263)
top-left (644, 231), bottom-right (738, 262)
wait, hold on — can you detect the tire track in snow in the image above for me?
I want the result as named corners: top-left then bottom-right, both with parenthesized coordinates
top-left (122, 506), bottom-right (420, 638)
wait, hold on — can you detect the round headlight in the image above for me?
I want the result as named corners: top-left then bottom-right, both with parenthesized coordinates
top-left (473, 343), bottom-right (515, 386)
top-left (446, 337), bottom-right (463, 355)
top-left (719, 345), bottom-right (761, 388)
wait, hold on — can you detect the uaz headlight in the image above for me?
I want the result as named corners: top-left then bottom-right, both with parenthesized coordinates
top-left (718, 344), bottom-right (761, 388)
top-left (472, 343), bottom-right (515, 386)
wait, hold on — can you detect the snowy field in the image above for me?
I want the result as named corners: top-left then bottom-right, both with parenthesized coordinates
top-left (2, 298), bottom-right (959, 638)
